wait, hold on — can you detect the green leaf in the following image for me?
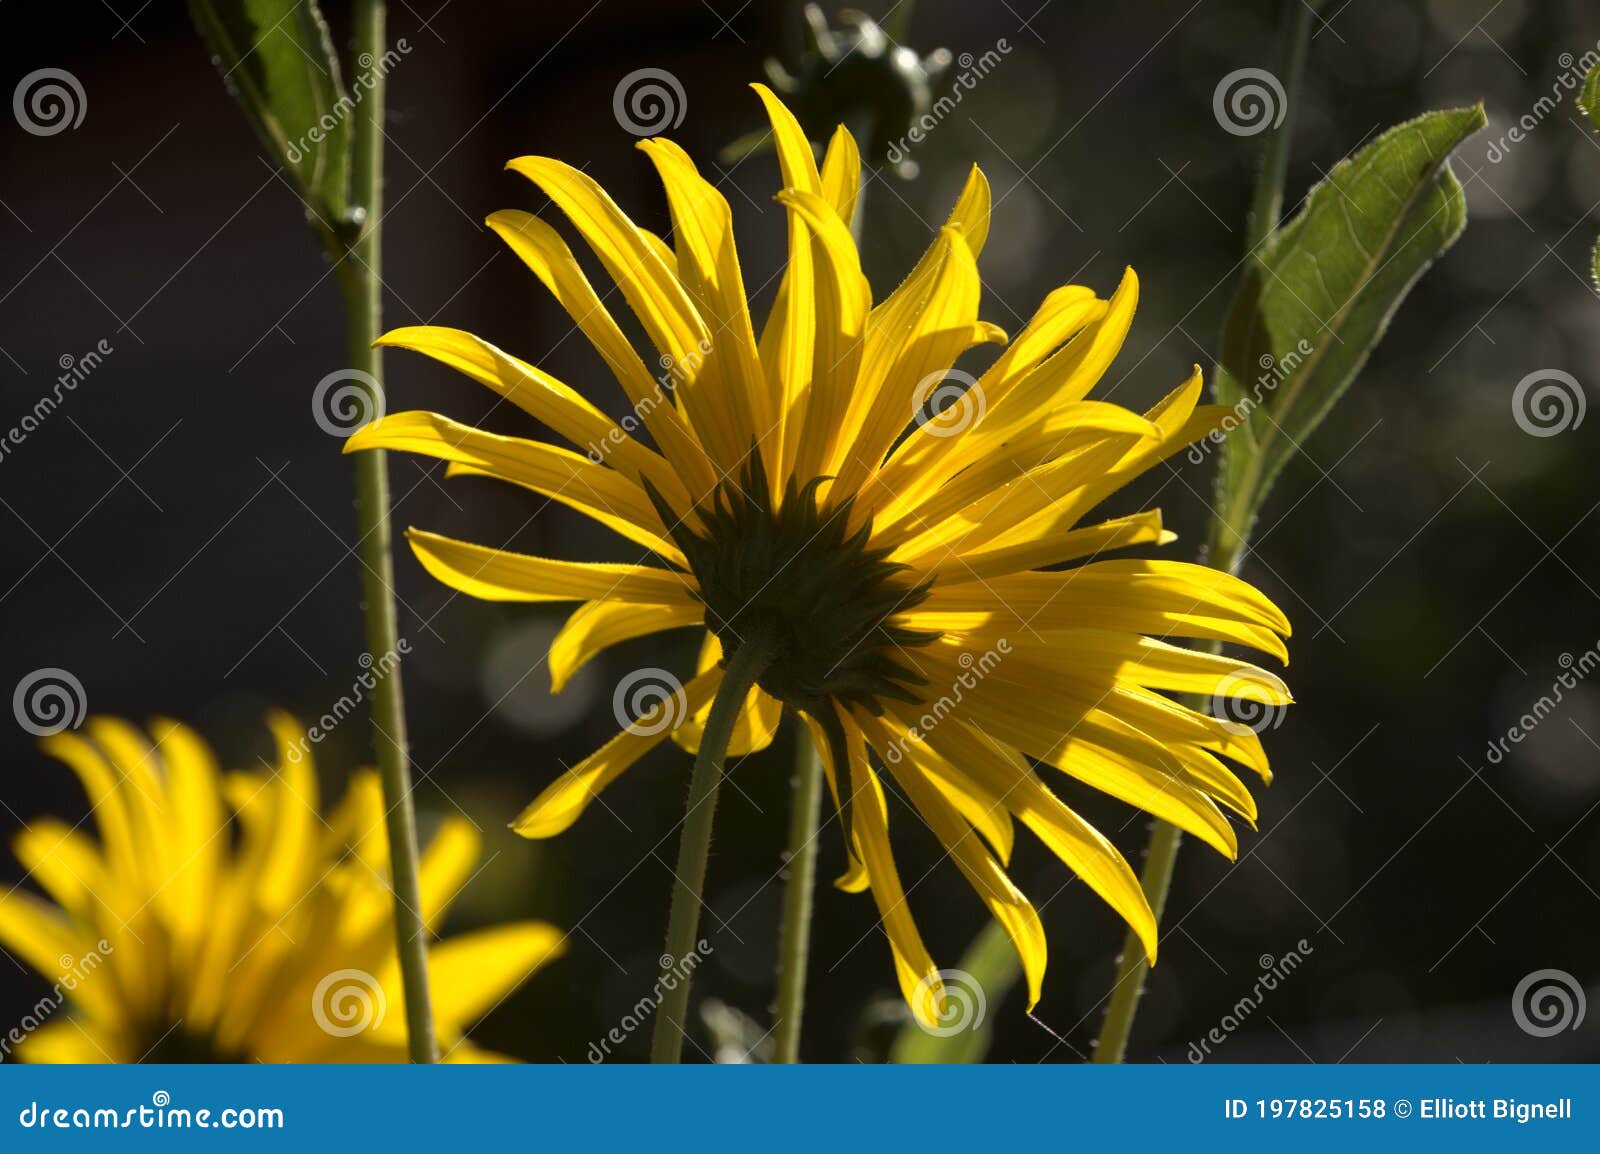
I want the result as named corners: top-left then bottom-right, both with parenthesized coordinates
top-left (1212, 106), bottom-right (1485, 536)
top-left (889, 919), bottom-right (1021, 1064)
top-left (189, 0), bottom-right (352, 230)
top-left (1580, 60), bottom-right (1600, 134)
top-left (1582, 63), bottom-right (1600, 291)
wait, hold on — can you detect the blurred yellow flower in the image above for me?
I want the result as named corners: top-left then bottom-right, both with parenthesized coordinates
top-left (346, 85), bottom-right (1290, 1025)
top-left (0, 714), bottom-right (563, 1063)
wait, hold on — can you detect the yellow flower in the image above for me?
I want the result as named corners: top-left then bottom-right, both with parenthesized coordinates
top-left (346, 85), bottom-right (1290, 1024)
top-left (0, 714), bottom-right (563, 1062)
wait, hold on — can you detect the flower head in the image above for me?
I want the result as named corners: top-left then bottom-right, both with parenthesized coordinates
top-left (0, 715), bottom-right (562, 1062)
top-left (347, 85), bottom-right (1291, 1024)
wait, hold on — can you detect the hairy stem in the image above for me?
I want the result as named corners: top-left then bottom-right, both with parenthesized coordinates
top-left (772, 725), bottom-right (825, 1062)
top-left (339, 0), bottom-right (435, 1064)
top-left (650, 629), bottom-right (783, 1063)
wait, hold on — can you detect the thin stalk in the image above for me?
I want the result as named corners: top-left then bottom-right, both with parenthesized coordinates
top-left (772, 726), bottom-right (825, 1062)
top-left (1245, 0), bottom-right (1318, 256)
top-left (650, 628), bottom-right (784, 1063)
top-left (338, 0), bottom-right (435, 1064)
top-left (1093, 0), bottom-right (1314, 1065)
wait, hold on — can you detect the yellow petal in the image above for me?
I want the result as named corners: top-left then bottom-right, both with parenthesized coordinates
top-left (832, 227), bottom-right (993, 498)
top-left (550, 600), bottom-right (703, 693)
top-left (351, 411), bottom-right (683, 562)
top-left (512, 668), bottom-right (720, 837)
top-left (372, 325), bottom-right (691, 512)
top-left (485, 209), bottom-right (717, 498)
top-left (775, 189), bottom-right (872, 481)
top-left (842, 717), bottom-right (943, 1027)
top-left (752, 83), bottom-right (822, 195)
top-left (861, 712), bottom-right (1046, 1010)
top-left (419, 818), bottom-right (482, 930)
top-left (406, 528), bottom-right (696, 605)
top-left (0, 891), bottom-right (116, 1020)
top-left (429, 922), bottom-right (568, 1031)
top-left (504, 157), bottom-right (741, 472)
top-left (910, 715), bottom-right (1158, 964)
top-left (637, 138), bottom-right (764, 460)
top-left (927, 510), bottom-right (1175, 583)
top-left (819, 123), bottom-right (861, 226)
top-left (15, 1021), bottom-right (117, 1063)
top-left (797, 709), bottom-right (868, 893)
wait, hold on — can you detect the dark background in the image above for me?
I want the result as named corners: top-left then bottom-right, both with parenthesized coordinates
top-left (1, 0), bottom-right (1597, 1063)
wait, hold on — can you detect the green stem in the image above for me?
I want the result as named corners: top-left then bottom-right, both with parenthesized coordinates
top-left (772, 725), bottom-right (825, 1063)
top-left (1244, 0), bottom-right (1318, 256)
top-left (338, 0), bottom-right (435, 1064)
top-left (1093, 0), bottom-right (1313, 1065)
top-left (650, 628), bottom-right (783, 1063)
